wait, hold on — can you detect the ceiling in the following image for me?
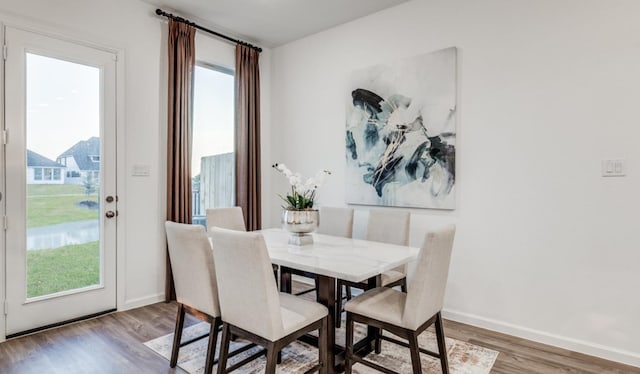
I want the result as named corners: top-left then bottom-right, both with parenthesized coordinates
top-left (141, 0), bottom-right (409, 48)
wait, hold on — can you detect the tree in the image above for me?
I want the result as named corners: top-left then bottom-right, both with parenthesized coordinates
top-left (83, 173), bottom-right (96, 196)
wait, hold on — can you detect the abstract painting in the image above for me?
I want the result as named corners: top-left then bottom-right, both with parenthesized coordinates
top-left (346, 47), bottom-right (457, 209)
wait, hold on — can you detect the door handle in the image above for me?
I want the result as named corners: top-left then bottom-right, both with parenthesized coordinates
top-left (105, 210), bottom-right (116, 218)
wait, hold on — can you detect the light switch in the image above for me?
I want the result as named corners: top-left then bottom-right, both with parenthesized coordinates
top-left (601, 159), bottom-right (626, 177)
top-left (132, 164), bottom-right (150, 177)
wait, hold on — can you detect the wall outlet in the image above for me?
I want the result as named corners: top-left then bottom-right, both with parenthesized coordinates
top-left (601, 159), bottom-right (626, 177)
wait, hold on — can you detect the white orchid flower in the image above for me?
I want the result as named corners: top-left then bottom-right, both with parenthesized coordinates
top-left (288, 175), bottom-right (301, 186)
top-left (273, 162), bottom-right (331, 209)
top-left (304, 177), bottom-right (316, 190)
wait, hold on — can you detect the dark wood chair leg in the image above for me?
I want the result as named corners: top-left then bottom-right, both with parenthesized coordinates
top-left (272, 264), bottom-right (279, 285)
top-left (277, 351), bottom-right (282, 364)
top-left (170, 303), bottom-right (186, 367)
top-left (408, 331), bottom-right (423, 374)
top-left (204, 318), bottom-right (221, 374)
top-left (336, 281), bottom-right (343, 328)
top-left (346, 285), bottom-right (352, 300)
top-left (314, 277), bottom-right (320, 302)
top-left (375, 327), bottom-right (382, 354)
top-left (401, 278), bottom-right (408, 293)
top-left (344, 313), bottom-right (354, 374)
top-left (216, 323), bottom-right (232, 374)
top-left (265, 343), bottom-right (279, 374)
top-left (435, 312), bottom-right (450, 374)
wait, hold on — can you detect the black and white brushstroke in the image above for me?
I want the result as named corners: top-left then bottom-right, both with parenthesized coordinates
top-left (346, 47), bottom-right (457, 209)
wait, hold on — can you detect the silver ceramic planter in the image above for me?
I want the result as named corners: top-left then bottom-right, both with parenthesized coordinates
top-left (281, 209), bottom-right (319, 246)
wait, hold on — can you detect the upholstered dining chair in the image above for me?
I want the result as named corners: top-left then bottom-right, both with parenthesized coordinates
top-left (282, 206), bottom-right (355, 298)
top-left (336, 209), bottom-right (410, 328)
top-left (206, 207), bottom-right (246, 232)
top-left (210, 227), bottom-right (329, 374)
top-left (207, 206), bottom-right (279, 282)
top-left (344, 224), bottom-right (456, 374)
top-left (316, 206), bottom-right (354, 238)
top-left (164, 221), bottom-right (222, 374)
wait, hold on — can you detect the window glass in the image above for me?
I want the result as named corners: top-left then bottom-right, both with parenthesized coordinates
top-left (34, 168), bottom-right (42, 180)
top-left (191, 64), bottom-right (235, 226)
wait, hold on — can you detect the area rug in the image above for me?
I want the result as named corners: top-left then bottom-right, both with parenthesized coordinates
top-left (144, 319), bottom-right (498, 374)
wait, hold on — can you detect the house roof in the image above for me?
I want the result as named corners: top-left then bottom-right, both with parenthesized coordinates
top-left (58, 137), bottom-right (100, 171)
top-left (27, 150), bottom-right (64, 168)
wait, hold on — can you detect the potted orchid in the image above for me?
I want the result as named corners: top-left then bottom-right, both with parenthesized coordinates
top-left (272, 163), bottom-right (331, 245)
top-left (272, 163), bottom-right (331, 210)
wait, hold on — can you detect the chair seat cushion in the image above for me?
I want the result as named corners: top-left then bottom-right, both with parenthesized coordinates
top-left (278, 293), bottom-right (328, 340)
top-left (381, 270), bottom-right (405, 286)
top-left (345, 287), bottom-right (406, 327)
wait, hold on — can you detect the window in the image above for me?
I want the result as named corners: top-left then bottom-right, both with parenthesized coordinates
top-left (53, 168), bottom-right (61, 180)
top-left (90, 155), bottom-right (100, 162)
top-left (34, 168), bottom-right (42, 180)
top-left (191, 64), bottom-right (235, 225)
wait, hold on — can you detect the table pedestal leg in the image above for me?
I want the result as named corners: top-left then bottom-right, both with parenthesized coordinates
top-left (280, 266), bottom-right (292, 294)
top-left (316, 275), bottom-right (337, 374)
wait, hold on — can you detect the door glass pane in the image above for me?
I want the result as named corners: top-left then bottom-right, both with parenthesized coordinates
top-left (191, 65), bottom-right (235, 226)
top-left (25, 53), bottom-right (101, 299)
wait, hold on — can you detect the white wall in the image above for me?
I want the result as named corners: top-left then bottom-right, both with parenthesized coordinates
top-left (0, 0), bottom-right (272, 340)
top-left (269, 0), bottom-right (640, 366)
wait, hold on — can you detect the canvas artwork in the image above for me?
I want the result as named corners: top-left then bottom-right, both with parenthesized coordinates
top-left (345, 47), bottom-right (457, 209)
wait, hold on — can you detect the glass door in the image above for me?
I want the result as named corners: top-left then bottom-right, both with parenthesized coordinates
top-left (4, 26), bottom-right (117, 336)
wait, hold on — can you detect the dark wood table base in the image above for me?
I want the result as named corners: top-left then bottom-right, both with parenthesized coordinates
top-left (280, 266), bottom-right (381, 374)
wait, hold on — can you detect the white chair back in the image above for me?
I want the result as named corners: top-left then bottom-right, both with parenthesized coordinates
top-left (366, 209), bottom-right (410, 246)
top-left (206, 207), bottom-right (246, 232)
top-left (209, 227), bottom-right (284, 340)
top-left (366, 209), bottom-right (410, 275)
top-left (317, 206), bottom-right (354, 238)
top-left (165, 221), bottom-right (220, 318)
top-left (402, 224), bottom-right (456, 330)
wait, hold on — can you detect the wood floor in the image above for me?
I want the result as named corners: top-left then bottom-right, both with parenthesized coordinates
top-left (0, 300), bottom-right (638, 373)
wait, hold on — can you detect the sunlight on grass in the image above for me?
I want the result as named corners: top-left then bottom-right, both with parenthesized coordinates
top-left (26, 241), bottom-right (100, 298)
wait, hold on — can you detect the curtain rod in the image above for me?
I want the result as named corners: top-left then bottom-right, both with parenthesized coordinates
top-left (155, 8), bottom-right (262, 53)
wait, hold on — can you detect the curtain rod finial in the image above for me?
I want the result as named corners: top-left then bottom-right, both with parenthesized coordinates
top-left (155, 8), bottom-right (164, 15)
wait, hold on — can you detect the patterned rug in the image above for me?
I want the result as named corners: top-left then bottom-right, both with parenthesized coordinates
top-left (144, 319), bottom-right (498, 373)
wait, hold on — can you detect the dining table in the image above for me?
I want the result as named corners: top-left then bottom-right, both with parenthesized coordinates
top-left (259, 228), bottom-right (420, 374)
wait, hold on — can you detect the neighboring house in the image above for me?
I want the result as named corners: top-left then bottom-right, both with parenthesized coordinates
top-left (26, 150), bottom-right (66, 185)
top-left (56, 137), bottom-right (100, 185)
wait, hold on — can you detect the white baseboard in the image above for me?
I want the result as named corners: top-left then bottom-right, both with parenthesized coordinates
top-left (121, 293), bottom-right (165, 311)
top-left (442, 308), bottom-right (640, 368)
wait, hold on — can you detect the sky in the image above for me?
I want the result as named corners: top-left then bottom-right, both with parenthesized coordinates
top-left (192, 65), bottom-right (235, 176)
top-left (26, 53), bottom-right (100, 160)
top-left (25, 53), bottom-right (235, 176)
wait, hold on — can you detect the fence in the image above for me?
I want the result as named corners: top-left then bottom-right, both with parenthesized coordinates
top-left (191, 152), bottom-right (235, 227)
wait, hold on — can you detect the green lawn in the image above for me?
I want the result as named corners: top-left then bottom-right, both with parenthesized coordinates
top-left (26, 241), bottom-right (99, 298)
top-left (27, 184), bottom-right (99, 228)
top-left (28, 184), bottom-right (86, 196)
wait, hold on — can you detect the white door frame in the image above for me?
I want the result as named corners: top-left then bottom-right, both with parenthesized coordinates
top-left (0, 16), bottom-right (127, 341)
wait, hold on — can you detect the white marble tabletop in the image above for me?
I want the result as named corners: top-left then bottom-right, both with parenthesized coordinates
top-left (258, 228), bottom-right (420, 283)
